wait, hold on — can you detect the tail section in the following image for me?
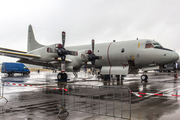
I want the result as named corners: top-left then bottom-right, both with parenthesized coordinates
top-left (28, 25), bottom-right (44, 52)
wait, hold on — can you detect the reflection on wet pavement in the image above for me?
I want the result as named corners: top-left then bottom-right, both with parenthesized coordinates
top-left (0, 71), bottom-right (180, 119)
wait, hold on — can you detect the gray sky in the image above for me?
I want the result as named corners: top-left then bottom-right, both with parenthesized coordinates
top-left (0, 0), bottom-right (180, 63)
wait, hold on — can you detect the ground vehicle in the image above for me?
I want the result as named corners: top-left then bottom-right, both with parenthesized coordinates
top-left (1, 62), bottom-right (30, 76)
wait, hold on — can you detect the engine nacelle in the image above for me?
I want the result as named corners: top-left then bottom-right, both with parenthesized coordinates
top-left (65, 66), bottom-right (74, 72)
top-left (76, 50), bottom-right (91, 63)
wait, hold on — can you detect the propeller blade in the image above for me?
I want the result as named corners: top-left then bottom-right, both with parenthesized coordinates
top-left (91, 59), bottom-right (95, 75)
top-left (97, 56), bottom-right (103, 60)
top-left (92, 39), bottom-right (94, 54)
top-left (85, 62), bottom-right (87, 77)
top-left (62, 31), bottom-right (66, 48)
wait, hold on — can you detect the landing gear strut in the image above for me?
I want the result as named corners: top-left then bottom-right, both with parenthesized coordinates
top-left (141, 74), bottom-right (148, 83)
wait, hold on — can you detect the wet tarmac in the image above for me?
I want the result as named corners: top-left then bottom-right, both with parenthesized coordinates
top-left (0, 71), bottom-right (180, 120)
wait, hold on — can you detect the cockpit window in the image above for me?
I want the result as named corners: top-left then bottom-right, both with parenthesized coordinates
top-left (145, 40), bottom-right (172, 51)
top-left (145, 43), bottom-right (154, 48)
top-left (153, 43), bottom-right (163, 48)
top-left (145, 41), bottom-right (163, 49)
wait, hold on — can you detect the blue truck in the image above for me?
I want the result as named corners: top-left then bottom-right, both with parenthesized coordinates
top-left (1, 62), bottom-right (30, 76)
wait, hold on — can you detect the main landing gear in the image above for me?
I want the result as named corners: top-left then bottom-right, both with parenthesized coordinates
top-left (57, 72), bottom-right (67, 82)
top-left (141, 74), bottom-right (148, 83)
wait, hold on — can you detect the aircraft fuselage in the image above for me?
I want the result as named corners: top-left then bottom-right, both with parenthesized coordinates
top-left (27, 39), bottom-right (179, 74)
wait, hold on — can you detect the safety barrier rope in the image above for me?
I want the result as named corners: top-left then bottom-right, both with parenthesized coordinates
top-left (5, 82), bottom-right (68, 91)
top-left (130, 91), bottom-right (180, 97)
top-left (131, 92), bottom-right (142, 97)
top-left (6, 82), bottom-right (180, 98)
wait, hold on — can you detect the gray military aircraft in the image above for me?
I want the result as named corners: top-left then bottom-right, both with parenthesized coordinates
top-left (0, 25), bottom-right (179, 82)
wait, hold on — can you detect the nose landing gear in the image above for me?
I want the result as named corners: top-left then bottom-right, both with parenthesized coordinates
top-left (141, 74), bottom-right (148, 83)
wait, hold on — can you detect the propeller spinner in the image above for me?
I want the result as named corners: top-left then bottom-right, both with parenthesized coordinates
top-left (87, 39), bottom-right (102, 75)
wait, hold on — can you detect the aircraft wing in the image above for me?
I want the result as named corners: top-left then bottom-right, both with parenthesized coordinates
top-left (0, 47), bottom-right (27, 53)
top-left (17, 58), bottom-right (72, 68)
top-left (0, 50), bottom-right (40, 60)
top-left (0, 47), bottom-right (72, 67)
top-left (17, 59), bottom-right (55, 68)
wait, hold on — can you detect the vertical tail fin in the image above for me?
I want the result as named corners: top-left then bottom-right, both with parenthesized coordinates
top-left (27, 25), bottom-right (44, 52)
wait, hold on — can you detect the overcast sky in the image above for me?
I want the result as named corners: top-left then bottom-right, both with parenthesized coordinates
top-left (0, 0), bottom-right (180, 63)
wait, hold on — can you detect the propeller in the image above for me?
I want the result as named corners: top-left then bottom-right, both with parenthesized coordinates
top-left (56, 31), bottom-right (77, 72)
top-left (87, 39), bottom-right (102, 75)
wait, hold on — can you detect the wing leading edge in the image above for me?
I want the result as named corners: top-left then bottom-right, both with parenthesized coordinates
top-left (0, 47), bottom-right (27, 53)
top-left (0, 50), bottom-right (40, 59)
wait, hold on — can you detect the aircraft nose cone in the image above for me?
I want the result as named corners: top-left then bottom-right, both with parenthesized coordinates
top-left (162, 51), bottom-right (179, 64)
top-left (173, 51), bottom-right (179, 61)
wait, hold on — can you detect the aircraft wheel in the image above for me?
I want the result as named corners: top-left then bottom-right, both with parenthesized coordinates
top-left (26, 72), bottom-right (30, 75)
top-left (61, 73), bottom-right (67, 79)
top-left (57, 73), bottom-right (62, 80)
top-left (141, 75), bottom-right (146, 81)
top-left (10, 72), bottom-right (14, 76)
top-left (57, 73), bottom-right (67, 81)
top-left (141, 75), bottom-right (148, 81)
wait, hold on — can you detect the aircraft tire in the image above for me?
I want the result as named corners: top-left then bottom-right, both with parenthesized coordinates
top-left (57, 73), bottom-right (62, 80)
top-left (141, 75), bottom-right (148, 81)
top-left (61, 73), bottom-right (67, 79)
top-left (57, 73), bottom-right (67, 81)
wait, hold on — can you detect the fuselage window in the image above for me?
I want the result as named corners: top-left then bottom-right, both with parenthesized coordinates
top-left (145, 43), bottom-right (154, 48)
top-left (121, 48), bottom-right (125, 53)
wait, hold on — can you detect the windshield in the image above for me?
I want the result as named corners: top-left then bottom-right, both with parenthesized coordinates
top-left (145, 41), bottom-right (163, 49)
top-left (24, 66), bottom-right (28, 69)
top-left (145, 40), bottom-right (172, 51)
top-left (153, 43), bottom-right (163, 48)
